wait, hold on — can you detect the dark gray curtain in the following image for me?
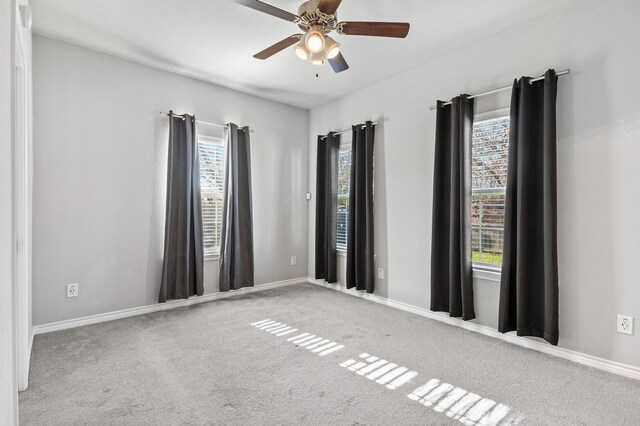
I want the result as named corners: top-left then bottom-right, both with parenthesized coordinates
top-left (499, 69), bottom-right (559, 345)
top-left (219, 123), bottom-right (254, 292)
top-left (346, 121), bottom-right (375, 293)
top-left (315, 133), bottom-right (339, 282)
top-left (430, 96), bottom-right (475, 320)
top-left (159, 111), bottom-right (204, 303)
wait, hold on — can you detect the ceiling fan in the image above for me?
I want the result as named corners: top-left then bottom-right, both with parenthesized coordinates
top-left (236, 0), bottom-right (410, 73)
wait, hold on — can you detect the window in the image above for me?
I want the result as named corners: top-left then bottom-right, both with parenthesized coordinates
top-left (471, 116), bottom-right (510, 267)
top-left (337, 142), bottom-right (352, 251)
top-left (198, 136), bottom-right (225, 256)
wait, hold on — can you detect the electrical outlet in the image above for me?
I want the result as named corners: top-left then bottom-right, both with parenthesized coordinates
top-left (617, 315), bottom-right (633, 335)
top-left (377, 268), bottom-right (384, 279)
top-left (291, 256), bottom-right (297, 266)
top-left (306, 193), bottom-right (312, 200)
top-left (66, 283), bottom-right (78, 298)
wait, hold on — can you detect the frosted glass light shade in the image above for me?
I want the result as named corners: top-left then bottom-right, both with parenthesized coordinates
top-left (305, 26), bottom-right (325, 53)
top-left (295, 41), bottom-right (310, 60)
top-left (324, 36), bottom-right (340, 59)
top-left (309, 50), bottom-right (326, 65)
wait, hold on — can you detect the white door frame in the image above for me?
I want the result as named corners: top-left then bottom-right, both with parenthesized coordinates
top-left (14, 4), bottom-right (31, 392)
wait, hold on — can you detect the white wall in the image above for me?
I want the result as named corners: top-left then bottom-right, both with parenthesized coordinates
top-left (308, 0), bottom-right (640, 368)
top-left (1, 0), bottom-right (19, 423)
top-left (32, 36), bottom-right (309, 325)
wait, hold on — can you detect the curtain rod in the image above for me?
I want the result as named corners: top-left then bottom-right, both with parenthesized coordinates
top-left (428, 69), bottom-right (570, 110)
top-left (160, 112), bottom-right (254, 133)
top-left (320, 121), bottom-right (378, 140)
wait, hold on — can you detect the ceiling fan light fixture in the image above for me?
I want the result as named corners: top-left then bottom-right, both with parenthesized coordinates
top-left (241, 0), bottom-right (409, 73)
top-left (305, 25), bottom-right (325, 53)
top-left (295, 41), bottom-right (310, 60)
top-left (309, 50), bottom-right (327, 65)
top-left (324, 36), bottom-right (340, 59)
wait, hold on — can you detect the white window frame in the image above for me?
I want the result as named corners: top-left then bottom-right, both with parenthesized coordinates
top-left (198, 135), bottom-right (225, 261)
top-left (337, 138), bottom-right (352, 254)
top-left (472, 107), bottom-right (510, 276)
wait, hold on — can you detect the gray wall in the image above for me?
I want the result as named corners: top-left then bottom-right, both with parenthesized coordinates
top-left (308, 0), bottom-right (640, 368)
top-left (1, 2), bottom-right (18, 423)
top-left (33, 36), bottom-right (309, 325)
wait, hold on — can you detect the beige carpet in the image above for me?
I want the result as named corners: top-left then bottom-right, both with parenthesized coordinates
top-left (19, 283), bottom-right (640, 425)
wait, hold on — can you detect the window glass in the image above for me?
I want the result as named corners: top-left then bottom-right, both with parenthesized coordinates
top-left (471, 117), bottom-right (509, 267)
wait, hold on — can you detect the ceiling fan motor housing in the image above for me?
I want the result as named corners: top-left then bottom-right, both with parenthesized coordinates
top-left (297, 0), bottom-right (320, 16)
top-left (297, 0), bottom-right (337, 32)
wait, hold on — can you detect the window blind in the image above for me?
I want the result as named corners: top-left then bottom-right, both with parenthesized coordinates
top-left (337, 144), bottom-right (352, 251)
top-left (198, 137), bottom-right (225, 255)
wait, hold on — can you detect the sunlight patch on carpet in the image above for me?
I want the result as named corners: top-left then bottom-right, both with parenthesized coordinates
top-left (252, 319), bottom-right (523, 425)
top-left (408, 378), bottom-right (524, 425)
top-left (340, 352), bottom-right (419, 390)
top-left (251, 319), bottom-right (344, 357)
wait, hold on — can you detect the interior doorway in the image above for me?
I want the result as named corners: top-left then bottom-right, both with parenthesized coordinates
top-left (14, 5), bottom-right (32, 392)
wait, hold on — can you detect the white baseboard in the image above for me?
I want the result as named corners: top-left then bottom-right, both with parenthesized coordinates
top-left (33, 277), bottom-right (308, 335)
top-left (308, 278), bottom-right (640, 381)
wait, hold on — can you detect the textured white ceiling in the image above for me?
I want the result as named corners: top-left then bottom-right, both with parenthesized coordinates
top-left (30, 0), bottom-right (578, 109)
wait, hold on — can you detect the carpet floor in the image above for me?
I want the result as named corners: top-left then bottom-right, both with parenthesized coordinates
top-left (19, 283), bottom-right (640, 425)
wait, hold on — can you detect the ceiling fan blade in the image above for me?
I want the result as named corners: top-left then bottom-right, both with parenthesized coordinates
top-left (328, 52), bottom-right (349, 73)
top-left (253, 35), bottom-right (301, 60)
top-left (339, 21), bottom-right (410, 38)
top-left (236, 0), bottom-right (299, 22)
top-left (318, 0), bottom-right (342, 15)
